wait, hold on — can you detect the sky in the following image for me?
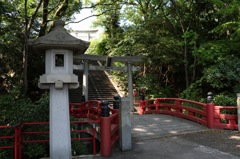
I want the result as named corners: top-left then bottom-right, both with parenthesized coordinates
top-left (67, 6), bottom-right (97, 30)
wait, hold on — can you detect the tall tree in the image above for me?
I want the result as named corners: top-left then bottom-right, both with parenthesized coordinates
top-left (0, 0), bottom-right (83, 98)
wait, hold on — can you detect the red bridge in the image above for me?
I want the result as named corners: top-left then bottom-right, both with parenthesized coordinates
top-left (139, 98), bottom-right (238, 130)
top-left (0, 97), bottom-right (238, 159)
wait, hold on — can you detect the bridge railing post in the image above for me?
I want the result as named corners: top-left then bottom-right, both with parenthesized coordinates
top-left (112, 95), bottom-right (120, 125)
top-left (139, 93), bottom-right (145, 115)
top-left (176, 99), bottom-right (182, 113)
top-left (113, 95), bottom-right (120, 110)
top-left (14, 123), bottom-right (22, 159)
top-left (100, 100), bottom-right (111, 157)
top-left (207, 92), bottom-right (214, 129)
top-left (237, 93), bottom-right (240, 131)
top-left (81, 95), bottom-right (85, 103)
top-left (92, 123), bottom-right (96, 156)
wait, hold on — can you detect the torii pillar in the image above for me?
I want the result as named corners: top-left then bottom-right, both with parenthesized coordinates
top-left (127, 62), bottom-right (134, 111)
top-left (83, 60), bottom-right (89, 101)
top-left (28, 20), bottom-right (89, 159)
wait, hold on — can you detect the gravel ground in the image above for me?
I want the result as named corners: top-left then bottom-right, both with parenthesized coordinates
top-left (179, 129), bottom-right (240, 157)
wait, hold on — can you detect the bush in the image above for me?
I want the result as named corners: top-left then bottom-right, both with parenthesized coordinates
top-left (0, 93), bottom-right (49, 158)
top-left (180, 80), bottom-right (204, 101)
top-left (213, 93), bottom-right (236, 106)
top-left (0, 93), bottom-right (92, 158)
top-left (72, 140), bottom-right (88, 155)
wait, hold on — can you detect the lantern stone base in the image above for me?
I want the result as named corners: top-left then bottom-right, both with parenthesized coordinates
top-left (39, 74), bottom-right (79, 89)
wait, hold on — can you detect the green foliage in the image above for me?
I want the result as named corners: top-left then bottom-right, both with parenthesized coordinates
top-left (0, 0), bottom-right (84, 98)
top-left (22, 143), bottom-right (49, 159)
top-left (94, 37), bottom-right (111, 56)
top-left (0, 1), bottom-right (25, 94)
top-left (202, 55), bottom-right (240, 93)
top-left (213, 93), bottom-right (237, 117)
top-left (134, 72), bottom-right (175, 98)
top-left (213, 94), bottom-right (236, 106)
top-left (180, 80), bottom-right (205, 101)
top-left (72, 141), bottom-right (88, 155)
top-left (0, 93), bottom-right (49, 158)
top-left (85, 39), bottom-right (101, 55)
top-left (0, 93), bottom-right (49, 125)
top-left (197, 41), bottom-right (233, 67)
top-left (89, 0), bottom-right (240, 99)
top-left (0, 95), bottom-right (31, 125)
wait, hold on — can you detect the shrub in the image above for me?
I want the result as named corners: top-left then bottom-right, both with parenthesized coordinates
top-left (213, 94), bottom-right (236, 106)
top-left (180, 80), bottom-right (204, 101)
top-left (0, 93), bottom-right (49, 158)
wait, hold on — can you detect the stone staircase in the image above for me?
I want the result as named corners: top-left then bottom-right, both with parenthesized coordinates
top-left (69, 69), bottom-right (119, 103)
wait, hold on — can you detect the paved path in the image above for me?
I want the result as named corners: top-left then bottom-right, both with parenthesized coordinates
top-left (131, 114), bottom-right (207, 140)
top-left (87, 114), bottom-right (240, 159)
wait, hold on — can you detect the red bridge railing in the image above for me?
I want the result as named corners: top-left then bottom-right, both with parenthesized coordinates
top-left (139, 98), bottom-right (238, 130)
top-left (71, 120), bottom-right (99, 155)
top-left (0, 120), bottom-right (100, 159)
top-left (0, 125), bottom-right (21, 159)
top-left (0, 100), bottom-right (119, 159)
top-left (69, 100), bottom-right (102, 120)
top-left (100, 107), bottom-right (119, 157)
top-left (213, 106), bottom-right (238, 129)
top-left (70, 99), bottom-right (120, 157)
top-left (22, 122), bottom-right (49, 144)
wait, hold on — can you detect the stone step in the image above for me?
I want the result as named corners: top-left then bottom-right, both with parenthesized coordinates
top-left (69, 66), bottom-right (119, 103)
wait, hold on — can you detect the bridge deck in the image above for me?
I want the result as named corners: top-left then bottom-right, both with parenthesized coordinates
top-left (88, 114), bottom-right (239, 159)
top-left (131, 114), bottom-right (208, 141)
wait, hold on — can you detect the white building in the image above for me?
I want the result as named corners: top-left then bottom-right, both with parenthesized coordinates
top-left (70, 29), bottom-right (100, 41)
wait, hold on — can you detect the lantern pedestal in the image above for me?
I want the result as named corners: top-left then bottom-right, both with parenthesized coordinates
top-left (50, 85), bottom-right (71, 159)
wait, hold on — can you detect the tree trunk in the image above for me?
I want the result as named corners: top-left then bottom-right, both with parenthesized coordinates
top-left (54, 0), bottom-right (69, 18)
top-left (192, 42), bottom-right (197, 82)
top-left (39, 0), bottom-right (49, 37)
top-left (23, 0), bottom-right (28, 95)
top-left (184, 37), bottom-right (189, 88)
top-left (23, 0), bottom-right (43, 95)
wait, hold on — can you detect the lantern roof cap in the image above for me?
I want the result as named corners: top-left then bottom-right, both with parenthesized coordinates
top-left (28, 20), bottom-right (90, 54)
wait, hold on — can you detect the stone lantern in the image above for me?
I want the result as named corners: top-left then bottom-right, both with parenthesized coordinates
top-left (28, 20), bottom-right (89, 159)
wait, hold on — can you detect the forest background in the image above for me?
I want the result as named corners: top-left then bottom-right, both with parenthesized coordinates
top-left (1, 0), bottom-right (240, 157)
